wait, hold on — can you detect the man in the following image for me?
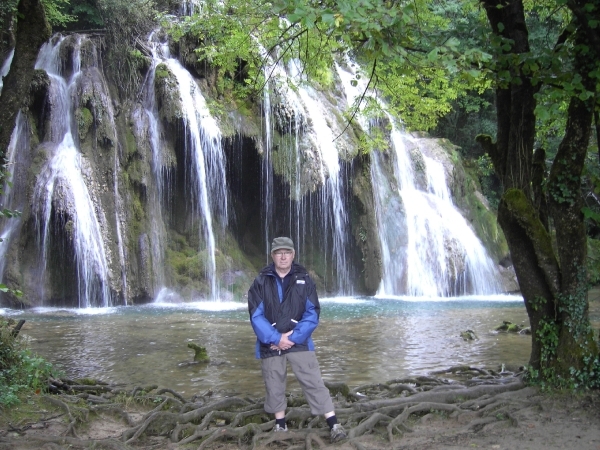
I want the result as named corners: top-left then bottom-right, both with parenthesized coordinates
top-left (248, 236), bottom-right (347, 443)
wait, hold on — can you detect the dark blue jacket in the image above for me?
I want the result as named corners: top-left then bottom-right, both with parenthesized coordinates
top-left (248, 262), bottom-right (320, 359)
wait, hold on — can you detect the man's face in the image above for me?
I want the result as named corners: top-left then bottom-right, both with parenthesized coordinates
top-left (271, 249), bottom-right (295, 273)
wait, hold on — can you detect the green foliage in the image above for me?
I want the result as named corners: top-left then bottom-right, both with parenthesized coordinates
top-left (97, 0), bottom-right (159, 98)
top-left (524, 318), bottom-right (560, 390)
top-left (0, 320), bottom-right (57, 407)
top-left (2, 0), bottom-right (83, 30)
top-left (0, 0), bottom-right (16, 54)
top-left (432, 90), bottom-right (496, 158)
top-left (40, 0), bottom-right (77, 28)
top-left (526, 269), bottom-right (600, 390)
top-left (0, 163), bottom-right (22, 298)
top-left (158, 0), bottom-right (497, 132)
top-left (548, 167), bottom-right (580, 206)
top-left (475, 154), bottom-right (500, 209)
top-left (582, 152), bottom-right (600, 243)
top-left (569, 354), bottom-right (600, 389)
top-left (64, 0), bottom-right (104, 30)
top-left (587, 238), bottom-right (600, 284)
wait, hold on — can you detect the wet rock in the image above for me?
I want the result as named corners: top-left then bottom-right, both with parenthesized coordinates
top-left (188, 342), bottom-right (210, 362)
top-left (325, 381), bottom-right (350, 397)
top-left (154, 63), bottom-right (183, 124)
top-left (495, 321), bottom-right (525, 333)
top-left (461, 329), bottom-right (477, 340)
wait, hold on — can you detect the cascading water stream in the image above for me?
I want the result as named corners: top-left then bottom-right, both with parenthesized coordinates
top-left (336, 60), bottom-right (501, 296)
top-left (386, 131), bottom-right (501, 296)
top-left (31, 36), bottom-right (113, 307)
top-left (0, 111), bottom-right (27, 280)
top-left (260, 49), bottom-right (304, 258)
top-left (260, 62), bottom-right (274, 258)
top-left (165, 59), bottom-right (228, 301)
top-left (260, 52), bottom-right (352, 293)
top-left (131, 36), bottom-right (170, 294)
top-left (287, 61), bottom-right (351, 292)
top-left (0, 48), bottom-right (14, 93)
top-left (113, 147), bottom-right (128, 303)
top-left (135, 35), bottom-right (228, 301)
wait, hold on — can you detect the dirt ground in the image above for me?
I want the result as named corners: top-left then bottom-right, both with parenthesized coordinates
top-left (1, 375), bottom-right (600, 450)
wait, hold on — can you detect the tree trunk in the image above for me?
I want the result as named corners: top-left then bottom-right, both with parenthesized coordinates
top-left (481, 0), bottom-right (537, 196)
top-left (0, 0), bottom-right (51, 158)
top-left (496, 189), bottom-right (558, 368)
top-left (545, 22), bottom-right (598, 376)
top-left (479, 0), bottom-right (599, 381)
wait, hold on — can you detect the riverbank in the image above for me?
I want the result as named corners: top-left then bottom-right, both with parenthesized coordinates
top-left (1, 369), bottom-right (600, 450)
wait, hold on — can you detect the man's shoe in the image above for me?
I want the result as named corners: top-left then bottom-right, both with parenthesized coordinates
top-left (330, 423), bottom-right (347, 442)
top-left (273, 424), bottom-right (288, 432)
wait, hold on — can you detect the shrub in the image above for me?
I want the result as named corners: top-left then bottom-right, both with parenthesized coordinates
top-left (0, 319), bottom-right (56, 407)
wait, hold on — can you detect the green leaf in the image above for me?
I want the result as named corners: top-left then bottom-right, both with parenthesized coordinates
top-left (321, 13), bottom-right (335, 25)
top-left (582, 207), bottom-right (600, 223)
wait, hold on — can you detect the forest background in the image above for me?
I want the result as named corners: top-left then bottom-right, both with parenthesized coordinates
top-left (1, 0), bottom-right (600, 412)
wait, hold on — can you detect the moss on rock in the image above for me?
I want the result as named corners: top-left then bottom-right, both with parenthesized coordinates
top-left (76, 107), bottom-right (93, 142)
top-left (154, 63), bottom-right (183, 125)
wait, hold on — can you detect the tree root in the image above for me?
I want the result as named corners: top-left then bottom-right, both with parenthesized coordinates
top-left (1, 367), bottom-right (546, 449)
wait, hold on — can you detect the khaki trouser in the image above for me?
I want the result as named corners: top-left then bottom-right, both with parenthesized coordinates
top-left (261, 351), bottom-right (335, 415)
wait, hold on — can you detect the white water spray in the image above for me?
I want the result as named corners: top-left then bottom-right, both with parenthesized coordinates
top-left (163, 57), bottom-right (227, 301)
top-left (0, 111), bottom-right (26, 281)
top-left (31, 36), bottom-right (113, 307)
top-left (0, 48), bottom-right (14, 94)
top-left (260, 52), bottom-right (352, 292)
top-left (336, 59), bottom-right (501, 296)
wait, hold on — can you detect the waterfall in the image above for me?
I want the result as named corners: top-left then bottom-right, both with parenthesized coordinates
top-left (114, 147), bottom-right (128, 303)
top-left (0, 111), bottom-right (26, 281)
top-left (131, 36), bottom-right (169, 294)
top-left (261, 54), bottom-right (352, 293)
top-left (336, 59), bottom-right (501, 297)
top-left (134, 34), bottom-right (228, 301)
top-left (0, 30), bottom-right (507, 307)
top-left (0, 48), bottom-right (14, 94)
top-left (260, 62), bottom-right (274, 258)
top-left (288, 61), bottom-right (351, 293)
top-left (31, 35), bottom-right (113, 307)
top-left (165, 59), bottom-right (227, 301)
top-left (180, 0), bottom-right (202, 16)
top-left (377, 131), bottom-right (501, 296)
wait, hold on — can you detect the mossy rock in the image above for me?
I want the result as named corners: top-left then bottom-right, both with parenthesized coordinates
top-left (75, 107), bottom-right (94, 142)
top-left (495, 321), bottom-right (523, 333)
top-left (154, 63), bottom-right (183, 124)
top-left (188, 343), bottom-right (210, 362)
top-left (460, 329), bottom-right (477, 340)
top-left (325, 381), bottom-right (350, 397)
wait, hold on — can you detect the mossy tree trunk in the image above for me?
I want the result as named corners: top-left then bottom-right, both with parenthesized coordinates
top-left (0, 0), bottom-right (51, 158)
top-left (478, 0), bottom-right (599, 383)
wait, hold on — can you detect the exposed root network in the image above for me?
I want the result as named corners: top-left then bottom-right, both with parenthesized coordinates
top-left (0, 366), bottom-right (570, 449)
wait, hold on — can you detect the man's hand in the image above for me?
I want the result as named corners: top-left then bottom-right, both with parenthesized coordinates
top-left (270, 331), bottom-right (295, 351)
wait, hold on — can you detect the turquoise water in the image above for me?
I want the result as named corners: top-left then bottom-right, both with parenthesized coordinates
top-left (2, 295), bottom-right (532, 397)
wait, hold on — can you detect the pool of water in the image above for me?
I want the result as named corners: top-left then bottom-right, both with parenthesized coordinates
top-left (1, 295), bottom-right (539, 397)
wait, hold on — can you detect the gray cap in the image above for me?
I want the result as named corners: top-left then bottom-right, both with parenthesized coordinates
top-left (271, 236), bottom-right (294, 253)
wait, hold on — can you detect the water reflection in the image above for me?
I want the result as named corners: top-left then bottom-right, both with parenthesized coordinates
top-left (1, 296), bottom-right (547, 397)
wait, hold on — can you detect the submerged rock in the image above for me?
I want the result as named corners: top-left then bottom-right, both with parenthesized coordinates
top-left (495, 321), bottom-right (526, 333)
top-left (188, 342), bottom-right (210, 362)
top-left (460, 329), bottom-right (478, 340)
